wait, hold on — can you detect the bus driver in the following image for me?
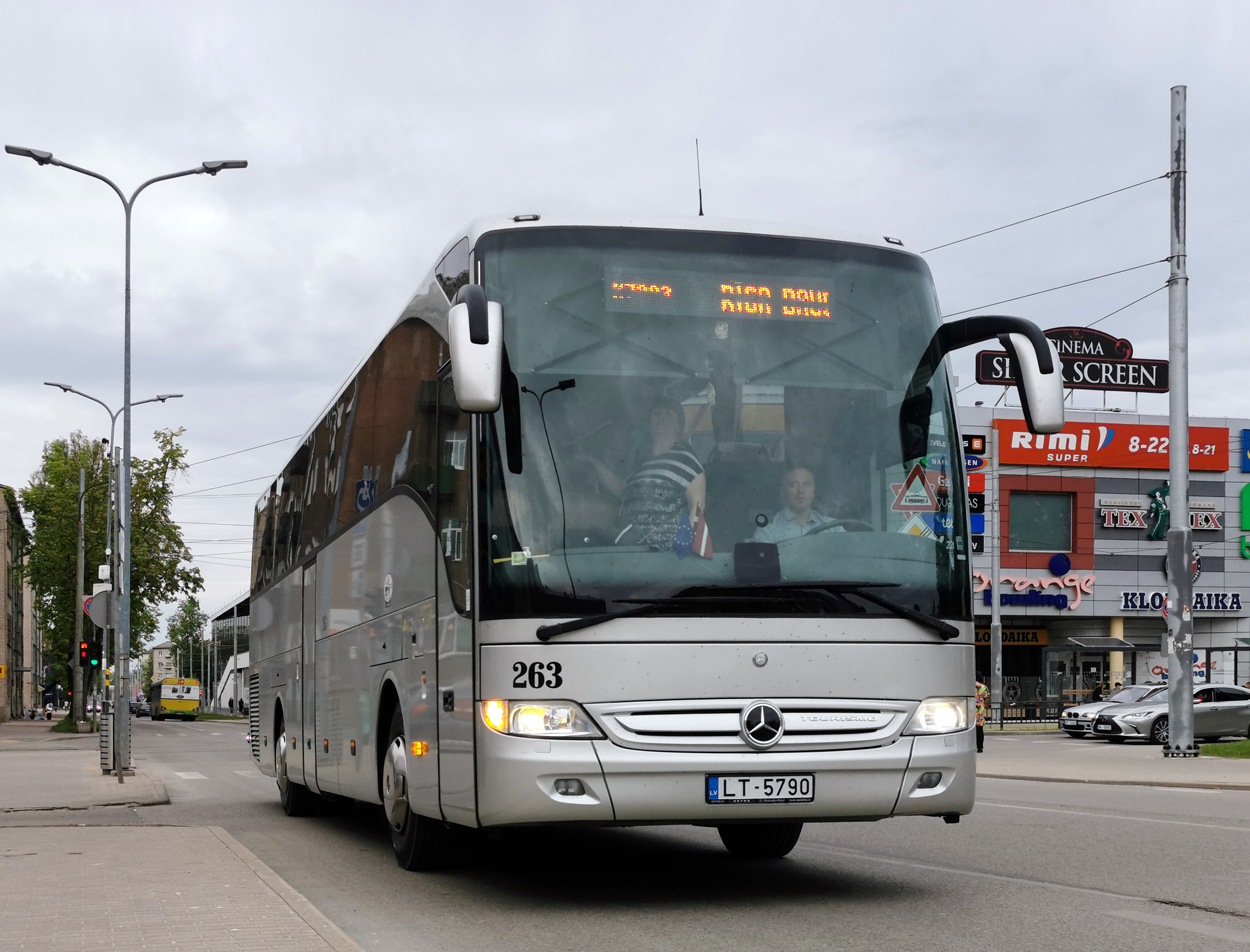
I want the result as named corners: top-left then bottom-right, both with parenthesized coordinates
top-left (753, 466), bottom-right (843, 543)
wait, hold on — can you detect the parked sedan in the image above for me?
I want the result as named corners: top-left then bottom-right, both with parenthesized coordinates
top-left (1093, 684), bottom-right (1250, 744)
top-left (1060, 683), bottom-right (1167, 737)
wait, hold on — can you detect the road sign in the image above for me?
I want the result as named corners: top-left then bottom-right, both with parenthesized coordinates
top-left (87, 591), bottom-right (112, 629)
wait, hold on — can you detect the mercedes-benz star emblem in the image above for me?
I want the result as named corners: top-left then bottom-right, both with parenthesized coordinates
top-left (740, 700), bottom-right (784, 749)
top-left (752, 652), bottom-right (768, 667)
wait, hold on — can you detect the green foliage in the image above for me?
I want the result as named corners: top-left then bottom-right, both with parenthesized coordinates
top-left (166, 596), bottom-right (209, 681)
top-left (51, 714), bottom-right (79, 733)
top-left (20, 428), bottom-right (204, 687)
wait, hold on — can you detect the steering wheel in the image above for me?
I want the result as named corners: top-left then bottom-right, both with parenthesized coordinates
top-left (804, 518), bottom-right (875, 536)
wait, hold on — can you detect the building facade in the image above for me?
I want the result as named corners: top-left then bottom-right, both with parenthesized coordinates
top-left (149, 641), bottom-right (176, 683)
top-left (1, 487), bottom-right (32, 721)
top-left (958, 405), bottom-right (1250, 706)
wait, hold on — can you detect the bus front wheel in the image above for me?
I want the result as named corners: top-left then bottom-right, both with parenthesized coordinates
top-left (717, 822), bottom-right (804, 859)
top-left (275, 717), bottom-right (315, 817)
top-left (385, 707), bottom-right (452, 871)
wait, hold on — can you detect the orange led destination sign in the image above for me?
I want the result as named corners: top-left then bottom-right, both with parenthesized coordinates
top-left (606, 267), bottom-right (832, 320)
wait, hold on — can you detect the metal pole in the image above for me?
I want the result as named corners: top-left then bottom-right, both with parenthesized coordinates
top-left (1164, 85), bottom-right (1196, 757)
top-left (990, 426), bottom-right (1003, 710)
top-left (232, 613), bottom-right (239, 714)
top-left (74, 468), bottom-right (85, 724)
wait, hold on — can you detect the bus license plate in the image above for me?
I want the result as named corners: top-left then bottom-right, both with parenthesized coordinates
top-left (706, 774), bottom-right (814, 804)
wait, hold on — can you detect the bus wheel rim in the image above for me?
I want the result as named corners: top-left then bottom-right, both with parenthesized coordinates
top-left (383, 737), bottom-right (409, 830)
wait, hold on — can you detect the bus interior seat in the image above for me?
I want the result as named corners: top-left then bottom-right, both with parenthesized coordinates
top-left (703, 443), bottom-right (784, 549)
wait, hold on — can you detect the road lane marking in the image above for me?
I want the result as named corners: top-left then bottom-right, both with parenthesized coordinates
top-left (211, 732), bottom-right (222, 736)
top-left (797, 840), bottom-right (1155, 903)
top-left (174, 771), bottom-right (208, 780)
top-left (1108, 910), bottom-right (1250, 944)
top-left (978, 800), bottom-right (1250, 833)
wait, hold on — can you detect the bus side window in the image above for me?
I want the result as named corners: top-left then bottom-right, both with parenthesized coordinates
top-left (436, 238), bottom-right (470, 302)
top-left (437, 373), bottom-right (473, 614)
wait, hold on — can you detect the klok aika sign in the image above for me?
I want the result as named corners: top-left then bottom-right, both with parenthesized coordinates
top-left (975, 327), bottom-right (1169, 393)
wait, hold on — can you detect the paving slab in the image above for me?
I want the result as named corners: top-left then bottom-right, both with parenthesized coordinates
top-left (0, 825), bottom-right (364, 952)
top-left (0, 719), bottom-right (168, 812)
top-left (977, 733), bottom-right (1250, 789)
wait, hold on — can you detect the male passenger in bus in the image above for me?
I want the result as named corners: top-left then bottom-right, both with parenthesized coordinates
top-left (579, 397), bottom-right (706, 551)
top-left (752, 466), bottom-right (844, 543)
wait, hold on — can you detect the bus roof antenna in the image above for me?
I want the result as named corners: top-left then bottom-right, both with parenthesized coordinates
top-left (695, 139), bottom-right (704, 217)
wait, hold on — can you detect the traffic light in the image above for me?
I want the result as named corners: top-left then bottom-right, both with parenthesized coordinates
top-left (79, 641), bottom-right (89, 665)
top-left (88, 640), bottom-right (102, 668)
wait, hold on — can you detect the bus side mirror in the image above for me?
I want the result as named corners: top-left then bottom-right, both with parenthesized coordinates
top-left (998, 332), bottom-right (1064, 434)
top-left (448, 285), bottom-right (504, 412)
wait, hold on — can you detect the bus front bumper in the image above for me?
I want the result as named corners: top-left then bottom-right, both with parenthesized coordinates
top-left (476, 728), bottom-right (976, 826)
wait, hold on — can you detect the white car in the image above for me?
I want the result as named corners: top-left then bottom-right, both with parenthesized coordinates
top-left (1093, 684), bottom-right (1250, 744)
top-left (1059, 684), bottom-right (1167, 737)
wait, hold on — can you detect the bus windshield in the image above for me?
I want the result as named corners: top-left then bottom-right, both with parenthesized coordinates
top-left (478, 227), bottom-right (969, 621)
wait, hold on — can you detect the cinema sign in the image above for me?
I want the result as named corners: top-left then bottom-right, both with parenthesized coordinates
top-left (975, 327), bottom-right (1169, 393)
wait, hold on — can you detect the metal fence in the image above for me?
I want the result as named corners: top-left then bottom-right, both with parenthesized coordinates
top-left (984, 701), bottom-right (1067, 728)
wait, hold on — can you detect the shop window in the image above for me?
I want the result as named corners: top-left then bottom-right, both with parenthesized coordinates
top-left (1009, 492), bottom-right (1072, 552)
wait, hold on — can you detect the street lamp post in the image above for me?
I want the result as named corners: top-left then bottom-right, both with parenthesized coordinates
top-left (10, 145), bottom-right (244, 783)
top-left (45, 383), bottom-right (181, 773)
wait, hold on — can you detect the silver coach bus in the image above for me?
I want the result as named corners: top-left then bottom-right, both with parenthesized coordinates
top-left (248, 216), bottom-right (1062, 868)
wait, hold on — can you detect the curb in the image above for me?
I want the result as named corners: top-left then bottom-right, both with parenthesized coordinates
top-left (978, 772), bottom-right (1250, 792)
top-left (208, 826), bottom-right (366, 952)
top-left (0, 775), bottom-right (170, 813)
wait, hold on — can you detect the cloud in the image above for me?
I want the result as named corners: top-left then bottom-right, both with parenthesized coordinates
top-left (3, 0), bottom-right (1249, 618)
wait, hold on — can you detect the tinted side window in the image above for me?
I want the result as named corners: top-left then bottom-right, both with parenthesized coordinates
top-left (436, 238), bottom-right (470, 301)
top-left (1216, 687), bottom-right (1250, 701)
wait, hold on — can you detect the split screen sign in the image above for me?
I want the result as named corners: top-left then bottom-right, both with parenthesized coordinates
top-left (976, 327), bottom-right (1169, 393)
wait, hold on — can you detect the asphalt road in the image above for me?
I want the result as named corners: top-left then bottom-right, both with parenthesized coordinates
top-left (5, 720), bottom-right (1249, 952)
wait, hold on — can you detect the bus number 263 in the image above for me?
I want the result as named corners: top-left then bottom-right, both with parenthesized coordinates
top-left (512, 661), bottom-right (563, 689)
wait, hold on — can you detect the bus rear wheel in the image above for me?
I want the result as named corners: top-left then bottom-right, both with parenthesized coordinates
top-left (385, 707), bottom-right (452, 870)
top-left (717, 822), bottom-right (804, 859)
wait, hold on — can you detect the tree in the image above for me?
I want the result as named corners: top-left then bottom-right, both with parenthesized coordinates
top-left (166, 597), bottom-right (208, 682)
top-left (21, 428), bottom-right (204, 692)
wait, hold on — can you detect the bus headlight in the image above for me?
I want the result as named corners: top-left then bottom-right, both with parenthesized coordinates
top-left (904, 697), bottom-right (971, 734)
top-left (480, 700), bottom-right (603, 738)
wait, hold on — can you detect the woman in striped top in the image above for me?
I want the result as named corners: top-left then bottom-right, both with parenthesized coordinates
top-left (581, 398), bottom-right (706, 550)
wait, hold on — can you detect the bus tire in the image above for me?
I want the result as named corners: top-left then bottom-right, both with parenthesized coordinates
top-left (717, 822), bottom-right (804, 859)
top-left (275, 716), bottom-right (315, 817)
top-left (385, 707), bottom-right (452, 870)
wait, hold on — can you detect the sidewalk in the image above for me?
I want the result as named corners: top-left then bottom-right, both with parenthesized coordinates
top-left (0, 718), bottom-right (167, 812)
top-left (977, 733), bottom-right (1250, 790)
top-left (0, 826), bottom-right (363, 952)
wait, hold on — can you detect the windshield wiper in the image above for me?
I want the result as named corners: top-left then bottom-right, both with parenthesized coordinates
top-left (535, 593), bottom-right (829, 641)
top-left (536, 602), bottom-right (668, 641)
top-left (678, 581), bottom-right (960, 641)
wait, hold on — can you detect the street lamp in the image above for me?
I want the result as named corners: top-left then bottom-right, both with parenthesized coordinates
top-left (10, 144), bottom-right (244, 782)
top-left (45, 382), bottom-right (182, 740)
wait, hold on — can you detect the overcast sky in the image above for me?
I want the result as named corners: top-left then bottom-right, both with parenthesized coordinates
top-left (3, 1), bottom-right (1248, 633)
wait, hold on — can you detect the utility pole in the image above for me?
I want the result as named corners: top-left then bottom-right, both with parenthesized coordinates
top-left (1164, 85), bottom-right (1197, 758)
top-left (73, 468), bottom-right (86, 725)
top-left (989, 426), bottom-right (1003, 710)
top-left (232, 613), bottom-right (239, 715)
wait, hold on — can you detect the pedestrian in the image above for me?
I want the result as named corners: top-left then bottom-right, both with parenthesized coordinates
top-left (229, 697), bottom-right (234, 714)
top-left (1091, 681), bottom-right (1104, 703)
top-left (974, 672), bottom-right (989, 753)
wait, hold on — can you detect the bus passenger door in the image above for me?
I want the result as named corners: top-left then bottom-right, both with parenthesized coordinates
top-left (301, 562), bottom-right (319, 794)
top-left (436, 371), bottom-right (477, 825)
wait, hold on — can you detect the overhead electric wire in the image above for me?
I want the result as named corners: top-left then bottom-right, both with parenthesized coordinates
top-left (956, 282), bottom-right (1171, 395)
top-left (941, 259), bottom-right (1168, 319)
top-left (186, 435), bottom-right (300, 467)
top-left (174, 475), bottom-right (275, 497)
top-left (1084, 284), bottom-right (1168, 329)
top-left (921, 174), bottom-right (1168, 254)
